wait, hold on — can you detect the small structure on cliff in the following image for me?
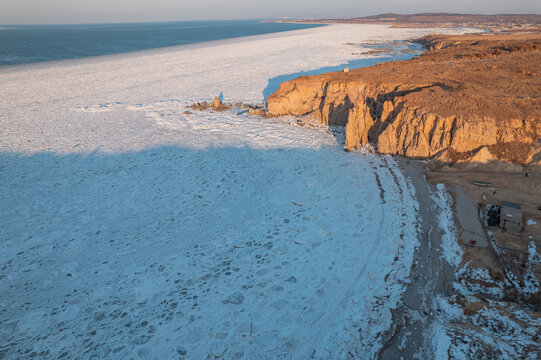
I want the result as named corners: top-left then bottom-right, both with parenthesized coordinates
top-left (500, 201), bottom-right (522, 234)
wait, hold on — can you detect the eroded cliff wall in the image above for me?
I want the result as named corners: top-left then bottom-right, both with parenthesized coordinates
top-left (266, 33), bottom-right (541, 168)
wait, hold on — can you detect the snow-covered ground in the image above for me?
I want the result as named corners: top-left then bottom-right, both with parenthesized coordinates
top-left (428, 188), bottom-right (540, 359)
top-left (1, 25), bottom-right (468, 359)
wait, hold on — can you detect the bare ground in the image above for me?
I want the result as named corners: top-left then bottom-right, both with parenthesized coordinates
top-left (377, 157), bottom-right (456, 359)
top-left (378, 159), bottom-right (541, 358)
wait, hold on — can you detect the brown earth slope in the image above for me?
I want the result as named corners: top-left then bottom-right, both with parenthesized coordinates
top-left (267, 32), bottom-right (541, 169)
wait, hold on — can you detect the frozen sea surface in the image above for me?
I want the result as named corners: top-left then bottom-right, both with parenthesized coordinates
top-left (0, 25), bottom-right (468, 359)
top-left (0, 20), bottom-right (323, 66)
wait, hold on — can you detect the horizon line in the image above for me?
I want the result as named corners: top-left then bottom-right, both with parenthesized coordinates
top-left (2, 11), bottom-right (540, 27)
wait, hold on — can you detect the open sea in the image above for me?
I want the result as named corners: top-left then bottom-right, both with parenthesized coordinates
top-left (0, 20), bottom-right (322, 66)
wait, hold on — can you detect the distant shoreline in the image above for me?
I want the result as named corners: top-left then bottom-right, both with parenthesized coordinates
top-left (268, 13), bottom-right (541, 32)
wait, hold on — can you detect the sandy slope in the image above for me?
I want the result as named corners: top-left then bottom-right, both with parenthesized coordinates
top-left (1, 25), bottom-right (467, 359)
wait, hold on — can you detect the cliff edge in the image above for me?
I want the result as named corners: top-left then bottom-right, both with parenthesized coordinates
top-left (267, 33), bottom-right (541, 169)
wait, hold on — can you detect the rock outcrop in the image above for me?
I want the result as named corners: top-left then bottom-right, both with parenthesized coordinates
top-left (266, 33), bottom-right (541, 168)
top-left (188, 96), bottom-right (232, 112)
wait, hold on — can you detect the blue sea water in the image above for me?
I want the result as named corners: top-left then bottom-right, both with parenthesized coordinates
top-left (0, 20), bottom-right (322, 66)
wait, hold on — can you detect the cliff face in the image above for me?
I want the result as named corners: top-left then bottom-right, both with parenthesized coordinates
top-left (266, 33), bottom-right (541, 168)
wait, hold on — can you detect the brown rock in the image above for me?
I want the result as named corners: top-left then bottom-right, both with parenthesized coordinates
top-left (266, 33), bottom-right (541, 166)
top-left (463, 300), bottom-right (487, 315)
top-left (456, 293), bottom-right (488, 315)
top-left (249, 107), bottom-right (266, 117)
top-left (188, 96), bottom-right (232, 112)
top-left (212, 96), bottom-right (222, 110)
top-left (490, 266), bottom-right (505, 281)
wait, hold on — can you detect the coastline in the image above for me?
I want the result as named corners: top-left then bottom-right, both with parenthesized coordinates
top-left (0, 23), bottom-right (476, 75)
top-left (0, 21), bottom-right (325, 68)
top-left (269, 13), bottom-right (541, 32)
top-left (377, 157), bottom-right (457, 358)
top-left (255, 27), bottom-right (540, 356)
top-left (0, 23), bottom-right (328, 73)
top-left (2, 19), bottom-right (537, 357)
top-left (0, 23), bottom-right (473, 358)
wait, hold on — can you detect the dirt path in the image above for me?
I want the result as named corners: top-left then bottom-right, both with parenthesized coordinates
top-left (377, 158), bottom-right (456, 359)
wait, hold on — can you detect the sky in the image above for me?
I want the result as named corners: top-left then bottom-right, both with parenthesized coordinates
top-left (0, 0), bottom-right (540, 25)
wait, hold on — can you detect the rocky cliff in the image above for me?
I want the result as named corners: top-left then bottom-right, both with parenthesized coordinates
top-left (267, 33), bottom-right (541, 169)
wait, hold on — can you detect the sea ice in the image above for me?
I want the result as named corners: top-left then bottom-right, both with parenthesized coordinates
top-left (1, 24), bottom-right (472, 358)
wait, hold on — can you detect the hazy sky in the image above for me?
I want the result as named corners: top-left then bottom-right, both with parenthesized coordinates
top-left (1, 0), bottom-right (540, 25)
